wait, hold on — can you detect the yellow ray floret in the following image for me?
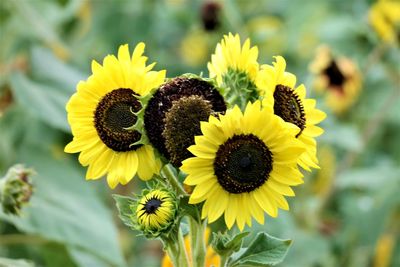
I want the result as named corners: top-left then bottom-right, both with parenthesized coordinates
top-left (208, 33), bottom-right (259, 86)
top-left (182, 101), bottom-right (305, 231)
top-left (256, 56), bottom-right (326, 171)
top-left (65, 43), bottom-right (166, 189)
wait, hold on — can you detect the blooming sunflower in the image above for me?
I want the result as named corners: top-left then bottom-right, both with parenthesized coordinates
top-left (208, 33), bottom-right (259, 109)
top-left (256, 56), bottom-right (326, 171)
top-left (309, 45), bottom-right (362, 114)
top-left (369, 0), bottom-right (400, 44)
top-left (65, 43), bottom-right (166, 189)
top-left (181, 101), bottom-right (305, 231)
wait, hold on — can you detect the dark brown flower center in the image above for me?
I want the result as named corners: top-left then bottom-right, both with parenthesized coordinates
top-left (94, 88), bottom-right (142, 152)
top-left (163, 95), bottom-right (213, 167)
top-left (214, 134), bottom-right (272, 194)
top-left (273, 85), bottom-right (306, 137)
top-left (324, 60), bottom-right (345, 90)
top-left (144, 77), bottom-right (226, 161)
top-left (143, 198), bottom-right (162, 215)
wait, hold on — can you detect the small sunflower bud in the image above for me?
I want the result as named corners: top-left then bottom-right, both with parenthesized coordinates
top-left (135, 189), bottom-right (178, 238)
top-left (0, 164), bottom-right (34, 215)
top-left (113, 187), bottom-right (179, 238)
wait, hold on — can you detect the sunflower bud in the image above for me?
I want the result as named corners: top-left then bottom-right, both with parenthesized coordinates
top-left (0, 164), bottom-right (34, 215)
top-left (114, 187), bottom-right (179, 238)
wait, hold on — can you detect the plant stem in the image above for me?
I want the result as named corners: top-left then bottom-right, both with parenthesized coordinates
top-left (220, 254), bottom-right (229, 267)
top-left (189, 217), bottom-right (206, 267)
top-left (166, 228), bottom-right (190, 267)
top-left (162, 164), bottom-right (187, 196)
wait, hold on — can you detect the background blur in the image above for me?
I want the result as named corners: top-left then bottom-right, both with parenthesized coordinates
top-left (0, 0), bottom-right (399, 267)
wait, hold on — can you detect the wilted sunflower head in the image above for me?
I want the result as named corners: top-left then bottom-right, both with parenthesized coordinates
top-left (144, 76), bottom-right (226, 167)
top-left (369, 0), bottom-right (400, 44)
top-left (257, 56), bottom-right (326, 171)
top-left (65, 43), bottom-right (165, 188)
top-left (309, 45), bottom-right (362, 114)
top-left (134, 188), bottom-right (178, 237)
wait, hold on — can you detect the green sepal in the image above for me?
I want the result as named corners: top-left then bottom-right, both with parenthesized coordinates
top-left (227, 232), bottom-right (292, 267)
top-left (211, 231), bottom-right (250, 257)
top-left (124, 87), bottom-right (159, 146)
top-left (112, 194), bottom-right (136, 229)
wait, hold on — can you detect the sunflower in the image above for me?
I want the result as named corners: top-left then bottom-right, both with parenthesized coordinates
top-left (144, 76), bottom-right (226, 167)
top-left (208, 33), bottom-right (259, 109)
top-left (65, 43), bottom-right (166, 189)
top-left (161, 228), bottom-right (220, 267)
top-left (181, 101), bottom-right (305, 231)
top-left (309, 45), bottom-right (362, 114)
top-left (256, 56), bottom-right (326, 171)
top-left (369, 0), bottom-right (400, 44)
top-left (135, 189), bottom-right (177, 236)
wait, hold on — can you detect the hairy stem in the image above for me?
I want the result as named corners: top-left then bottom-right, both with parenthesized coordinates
top-left (189, 217), bottom-right (206, 267)
top-left (161, 164), bottom-right (187, 196)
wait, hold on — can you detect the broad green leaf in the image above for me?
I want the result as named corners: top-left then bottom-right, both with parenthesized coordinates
top-left (228, 232), bottom-right (292, 267)
top-left (0, 257), bottom-right (35, 267)
top-left (30, 46), bottom-right (86, 92)
top-left (113, 194), bottom-right (136, 229)
top-left (0, 142), bottom-right (126, 267)
top-left (9, 72), bottom-right (70, 132)
top-left (212, 231), bottom-right (250, 256)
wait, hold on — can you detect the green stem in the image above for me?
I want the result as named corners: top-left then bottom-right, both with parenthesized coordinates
top-left (220, 254), bottom-right (229, 267)
top-left (166, 228), bottom-right (190, 267)
top-left (162, 164), bottom-right (187, 196)
top-left (189, 217), bottom-right (206, 267)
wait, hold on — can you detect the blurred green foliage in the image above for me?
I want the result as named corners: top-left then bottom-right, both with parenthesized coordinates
top-left (0, 0), bottom-right (399, 266)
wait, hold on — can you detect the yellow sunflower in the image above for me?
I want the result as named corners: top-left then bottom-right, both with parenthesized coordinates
top-left (182, 101), bottom-right (305, 231)
top-left (256, 56), bottom-right (326, 171)
top-left (369, 0), bottom-right (400, 44)
top-left (309, 45), bottom-right (362, 114)
top-left (208, 33), bottom-right (259, 109)
top-left (65, 43), bottom-right (166, 189)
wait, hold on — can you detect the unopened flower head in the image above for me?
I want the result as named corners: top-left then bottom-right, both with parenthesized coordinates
top-left (64, 43), bottom-right (165, 188)
top-left (135, 188), bottom-right (178, 237)
top-left (0, 164), bottom-right (34, 215)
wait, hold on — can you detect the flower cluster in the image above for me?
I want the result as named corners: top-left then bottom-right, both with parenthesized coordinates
top-left (65, 33), bottom-right (326, 264)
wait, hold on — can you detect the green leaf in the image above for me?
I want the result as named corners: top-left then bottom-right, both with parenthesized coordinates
top-left (112, 194), bottom-right (136, 229)
top-left (0, 142), bottom-right (126, 267)
top-left (0, 257), bottom-right (35, 267)
top-left (212, 231), bottom-right (250, 256)
top-left (9, 72), bottom-right (70, 132)
top-left (228, 232), bottom-right (292, 267)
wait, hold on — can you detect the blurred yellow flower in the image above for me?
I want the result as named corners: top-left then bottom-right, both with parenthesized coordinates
top-left (369, 0), bottom-right (400, 44)
top-left (161, 228), bottom-right (220, 267)
top-left (180, 30), bottom-right (209, 67)
top-left (309, 45), bottom-right (362, 115)
top-left (313, 146), bottom-right (336, 198)
top-left (373, 233), bottom-right (395, 267)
